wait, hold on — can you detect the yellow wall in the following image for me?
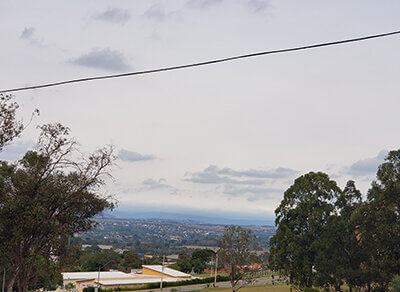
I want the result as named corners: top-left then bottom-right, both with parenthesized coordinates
top-left (142, 267), bottom-right (190, 279)
top-left (142, 267), bottom-right (165, 277)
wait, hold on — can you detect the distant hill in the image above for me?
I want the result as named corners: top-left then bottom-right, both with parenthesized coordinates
top-left (106, 209), bottom-right (275, 226)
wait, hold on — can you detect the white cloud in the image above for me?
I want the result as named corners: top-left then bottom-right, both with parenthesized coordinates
top-left (117, 149), bottom-right (156, 162)
top-left (20, 27), bottom-right (43, 46)
top-left (139, 178), bottom-right (179, 195)
top-left (94, 8), bottom-right (131, 24)
top-left (184, 165), bottom-right (298, 185)
top-left (70, 48), bottom-right (131, 72)
top-left (0, 140), bottom-right (34, 161)
top-left (343, 150), bottom-right (388, 176)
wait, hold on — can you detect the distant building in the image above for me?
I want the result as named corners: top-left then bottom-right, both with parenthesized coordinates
top-left (62, 265), bottom-right (192, 292)
top-left (97, 245), bottom-right (113, 250)
top-left (166, 254), bottom-right (179, 261)
top-left (142, 265), bottom-right (192, 279)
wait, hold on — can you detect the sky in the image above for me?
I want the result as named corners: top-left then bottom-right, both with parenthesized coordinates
top-left (1, 1), bottom-right (400, 225)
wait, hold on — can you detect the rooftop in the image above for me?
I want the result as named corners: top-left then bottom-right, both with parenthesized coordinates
top-left (63, 271), bottom-right (132, 281)
top-left (142, 265), bottom-right (191, 278)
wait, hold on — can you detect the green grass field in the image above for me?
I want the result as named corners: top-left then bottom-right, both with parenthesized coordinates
top-left (190, 283), bottom-right (291, 292)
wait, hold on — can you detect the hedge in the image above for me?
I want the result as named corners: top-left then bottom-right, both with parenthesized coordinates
top-left (83, 275), bottom-right (230, 292)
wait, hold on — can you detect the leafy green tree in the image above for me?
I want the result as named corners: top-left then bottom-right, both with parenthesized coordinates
top-left (81, 249), bottom-right (121, 271)
top-left (191, 258), bottom-right (205, 274)
top-left (313, 180), bottom-right (365, 291)
top-left (120, 251), bottom-right (142, 271)
top-left (218, 226), bottom-right (258, 292)
top-left (176, 250), bottom-right (192, 273)
top-left (191, 249), bottom-right (214, 274)
top-left (59, 244), bottom-right (84, 272)
top-left (0, 93), bottom-right (24, 151)
top-left (269, 172), bottom-right (342, 289)
top-left (354, 150), bottom-right (400, 291)
top-left (0, 123), bottom-right (114, 292)
top-left (29, 256), bottom-right (62, 290)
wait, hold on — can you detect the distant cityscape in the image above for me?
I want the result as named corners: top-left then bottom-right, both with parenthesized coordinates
top-left (76, 218), bottom-right (277, 255)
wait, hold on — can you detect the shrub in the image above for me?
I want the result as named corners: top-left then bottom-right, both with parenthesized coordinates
top-left (303, 288), bottom-right (319, 292)
top-left (390, 275), bottom-right (400, 292)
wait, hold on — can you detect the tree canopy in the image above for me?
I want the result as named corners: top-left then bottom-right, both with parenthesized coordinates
top-left (270, 151), bottom-right (400, 291)
top-left (219, 226), bottom-right (259, 292)
top-left (0, 123), bottom-right (114, 292)
top-left (270, 172), bottom-right (342, 288)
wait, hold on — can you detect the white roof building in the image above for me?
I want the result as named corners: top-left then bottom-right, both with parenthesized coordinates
top-left (142, 265), bottom-right (192, 278)
top-left (63, 271), bottom-right (132, 281)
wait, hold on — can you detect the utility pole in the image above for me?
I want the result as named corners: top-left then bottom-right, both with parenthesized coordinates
top-left (160, 255), bottom-right (165, 290)
top-left (95, 266), bottom-right (101, 292)
top-left (96, 259), bottom-right (115, 292)
top-left (214, 253), bottom-right (218, 287)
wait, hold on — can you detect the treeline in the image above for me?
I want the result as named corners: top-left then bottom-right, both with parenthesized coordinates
top-left (61, 246), bottom-right (161, 272)
top-left (269, 150), bottom-right (400, 292)
top-left (62, 246), bottom-right (219, 275)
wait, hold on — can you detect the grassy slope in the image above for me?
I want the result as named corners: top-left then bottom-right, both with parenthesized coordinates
top-left (190, 283), bottom-right (290, 292)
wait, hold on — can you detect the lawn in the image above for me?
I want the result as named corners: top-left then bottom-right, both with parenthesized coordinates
top-left (190, 283), bottom-right (291, 292)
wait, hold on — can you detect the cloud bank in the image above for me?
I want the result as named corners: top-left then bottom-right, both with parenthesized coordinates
top-left (71, 48), bottom-right (131, 72)
top-left (245, 0), bottom-right (269, 13)
top-left (118, 149), bottom-right (156, 162)
top-left (94, 8), bottom-right (131, 24)
top-left (184, 165), bottom-right (298, 185)
top-left (344, 150), bottom-right (388, 176)
top-left (20, 27), bottom-right (43, 46)
top-left (140, 178), bottom-right (179, 195)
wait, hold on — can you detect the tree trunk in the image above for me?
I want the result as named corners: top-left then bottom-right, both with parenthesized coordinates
top-left (20, 276), bottom-right (29, 292)
top-left (7, 272), bottom-right (17, 292)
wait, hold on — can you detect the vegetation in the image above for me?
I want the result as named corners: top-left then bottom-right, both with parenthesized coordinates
top-left (390, 275), bottom-right (400, 292)
top-left (78, 218), bottom-right (276, 254)
top-left (0, 93), bottom-right (24, 151)
top-left (219, 226), bottom-right (260, 292)
top-left (0, 95), bottom-right (115, 292)
top-left (270, 150), bottom-right (400, 291)
top-left (2, 93), bottom-right (400, 292)
top-left (191, 283), bottom-right (291, 292)
top-left (167, 248), bottom-right (215, 274)
top-left (61, 246), bottom-right (162, 272)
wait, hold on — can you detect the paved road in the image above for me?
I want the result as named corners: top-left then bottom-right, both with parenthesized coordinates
top-left (139, 277), bottom-right (278, 292)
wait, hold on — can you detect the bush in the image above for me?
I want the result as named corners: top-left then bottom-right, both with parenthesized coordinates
top-left (390, 275), bottom-right (400, 292)
top-left (303, 288), bottom-right (319, 292)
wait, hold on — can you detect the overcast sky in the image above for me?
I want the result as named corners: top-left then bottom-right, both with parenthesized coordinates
top-left (1, 1), bottom-right (400, 224)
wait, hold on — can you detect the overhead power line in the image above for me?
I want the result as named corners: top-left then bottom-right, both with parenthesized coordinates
top-left (1, 30), bottom-right (400, 93)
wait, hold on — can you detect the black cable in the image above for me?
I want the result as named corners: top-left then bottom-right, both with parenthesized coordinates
top-left (1, 30), bottom-right (400, 93)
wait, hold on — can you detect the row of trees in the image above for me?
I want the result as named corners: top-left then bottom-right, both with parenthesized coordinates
top-left (61, 246), bottom-right (162, 272)
top-left (269, 151), bottom-right (400, 291)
